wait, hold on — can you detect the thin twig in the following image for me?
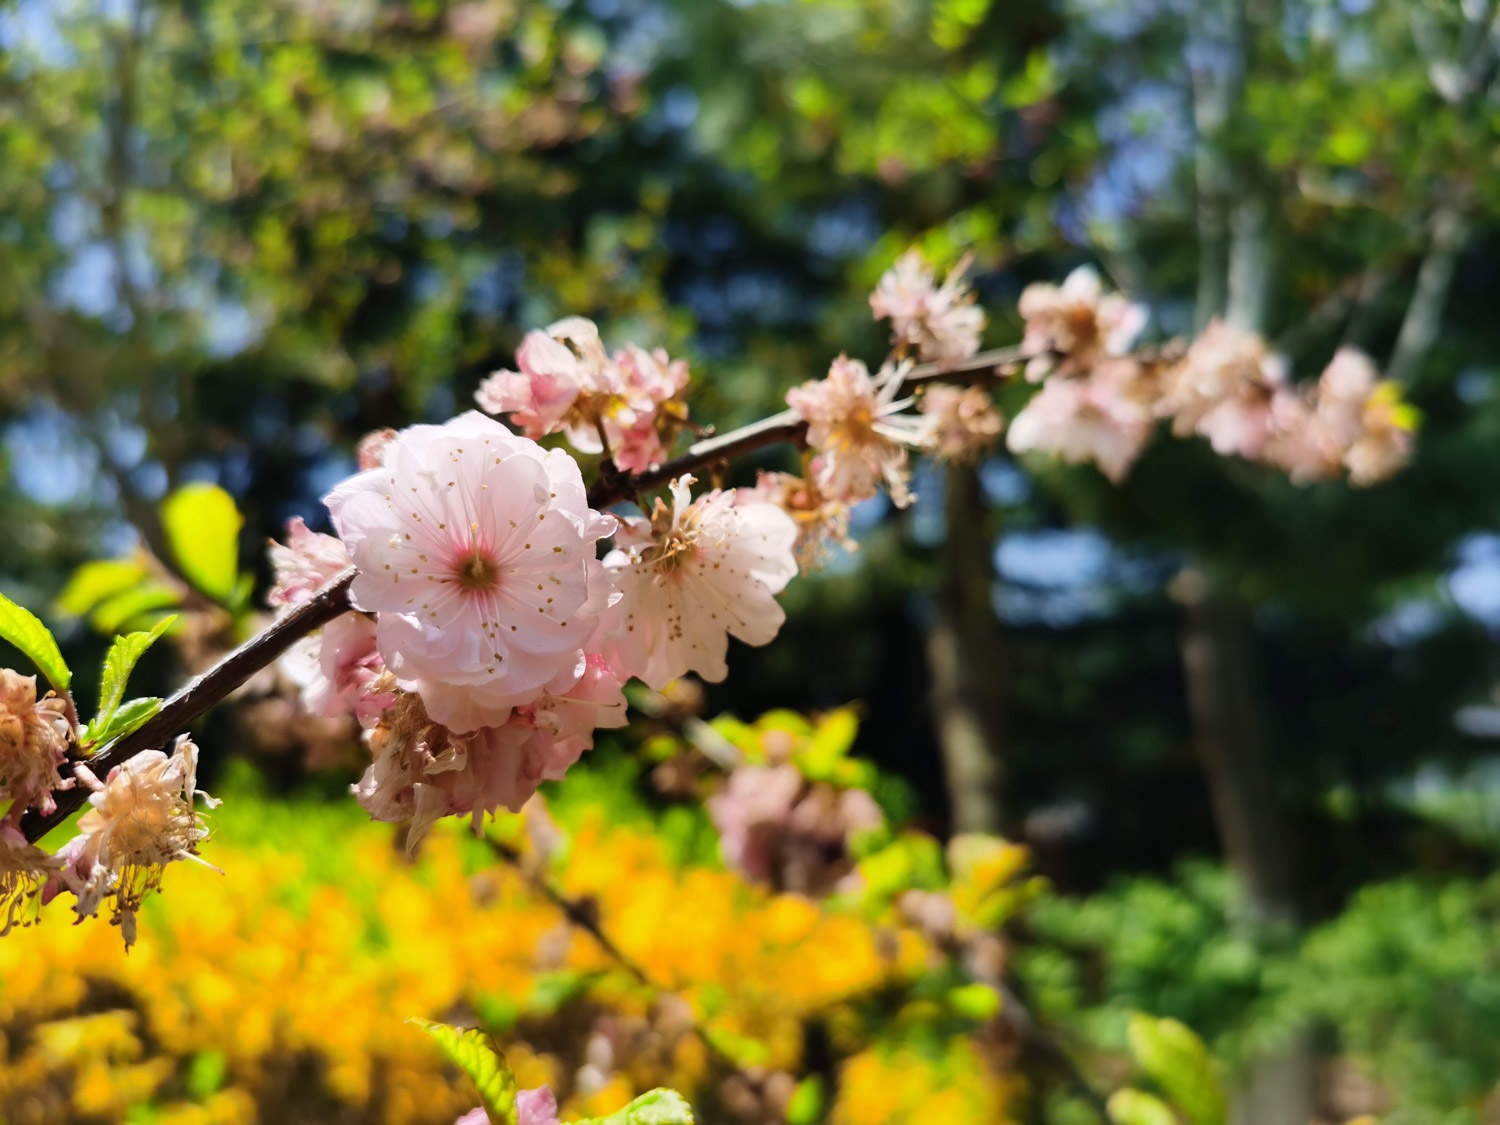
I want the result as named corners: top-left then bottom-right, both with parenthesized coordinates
top-left (586, 345), bottom-right (1029, 508)
top-left (484, 837), bottom-right (750, 1076)
top-left (21, 570), bottom-right (358, 843)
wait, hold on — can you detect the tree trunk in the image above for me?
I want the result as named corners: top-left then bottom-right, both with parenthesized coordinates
top-left (1173, 569), bottom-right (1316, 1123)
top-left (927, 461), bottom-right (1007, 835)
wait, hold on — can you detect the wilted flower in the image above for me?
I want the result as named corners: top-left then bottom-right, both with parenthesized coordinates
top-left (0, 823), bottom-right (58, 935)
top-left (869, 250), bottom-right (985, 364)
top-left (918, 384), bottom-right (1004, 462)
top-left (50, 735), bottom-right (219, 949)
top-left (787, 355), bottom-right (929, 507)
top-left (739, 465), bottom-right (854, 570)
top-left (1018, 266), bottom-right (1147, 380)
top-left (604, 477), bottom-right (798, 690)
top-left (0, 669), bottom-right (72, 821)
top-left (355, 665), bottom-right (625, 849)
top-left (267, 517), bottom-right (351, 610)
top-left (324, 411), bottom-right (617, 733)
top-left (1007, 368), bottom-right (1154, 483)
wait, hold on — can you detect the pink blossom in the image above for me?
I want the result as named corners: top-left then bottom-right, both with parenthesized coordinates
top-left (476, 318), bottom-right (691, 470)
top-left (280, 614), bottom-right (396, 728)
top-left (1346, 382), bottom-right (1417, 486)
top-left (266, 517), bottom-right (351, 609)
top-left (869, 250), bottom-right (986, 364)
top-left (786, 355), bottom-right (929, 507)
top-left (50, 735), bottom-right (219, 949)
top-left (0, 669), bottom-right (72, 822)
top-left (604, 477), bottom-right (798, 690)
top-left (453, 1088), bottom-right (558, 1125)
top-left (355, 663), bottom-right (624, 848)
top-left (1159, 320), bottom-right (1288, 459)
top-left (708, 764), bottom-right (884, 895)
top-left (357, 428), bottom-right (398, 470)
top-left (1018, 266), bottom-right (1147, 380)
top-left (740, 465), bottom-right (854, 570)
top-left (323, 412), bottom-right (616, 733)
top-left (1007, 370), bottom-right (1154, 483)
top-left (918, 384), bottom-right (1003, 462)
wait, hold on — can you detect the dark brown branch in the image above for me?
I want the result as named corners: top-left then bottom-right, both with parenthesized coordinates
top-left (587, 345), bottom-right (1028, 508)
top-left (21, 570), bottom-right (358, 843)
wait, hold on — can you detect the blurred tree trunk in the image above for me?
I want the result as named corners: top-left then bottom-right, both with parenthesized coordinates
top-left (1188, 2), bottom-right (1318, 1119)
top-left (928, 461), bottom-right (1007, 835)
top-left (1387, 206), bottom-right (1468, 386)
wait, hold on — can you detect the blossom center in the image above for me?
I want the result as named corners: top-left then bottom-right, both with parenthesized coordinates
top-left (452, 548), bottom-right (501, 593)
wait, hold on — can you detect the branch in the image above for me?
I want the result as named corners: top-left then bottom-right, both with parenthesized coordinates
top-left (587, 345), bottom-right (1028, 508)
top-left (21, 570), bottom-right (358, 843)
top-left (1387, 205), bottom-right (1468, 386)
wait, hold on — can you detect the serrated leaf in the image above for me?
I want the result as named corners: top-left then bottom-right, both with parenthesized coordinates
top-left (160, 483), bottom-right (243, 602)
top-left (1127, 1015), bottom-right (1227, 1125)
top-left (408, 1019), bottom-right (517, 1125)
top-left (1107, 1087), bottom-right (1177, 1125)
top-left (82, 697), bottom-right (162, 750)
top-left (0, 589), bottom-right (70, 690)
top-left (55, 559), bottom-right (150, 618)
top-left (579, 1088), bottom-right (694, 1125)
top-left (96, 616), bottom-right (176, 727)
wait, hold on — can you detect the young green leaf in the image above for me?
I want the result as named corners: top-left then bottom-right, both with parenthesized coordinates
top-left (577, 1089), bottom-right (695, 1125)
top-left (55, 558), bottom-right (151, 619)
top-left (82, 697), bottom-right (162, 751)
top-left (408, 1018), bottom-right (517, 1125)
top-left (1126, 1014), bottom-right (1227, 1125)
top-left (96, 616), bottom-right (177, 727)
top-left (1107, 1087), bottom-right (1177, 1125)
top-left (161, 483), bottom-right (243, 603)
top-left (0, 589), bottom-right (71, 691)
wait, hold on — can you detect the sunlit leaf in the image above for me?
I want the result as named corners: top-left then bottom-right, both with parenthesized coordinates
top-left (407, 1019), bottom-right (517, 1125)
top-left (55, 559), bottom-right (150, 619)
top-left (89, 584), bottom-right (182, 635)
top-left (95, 616), bottom-right (177, 727)
top-left (1127, 1014), bottom-right (1227, 1125)
top-left (0, 589), bottom-right (70, 690)
top-left (1107, 1087), bottom-right (1177, 1125)
top-left (161, 483), bottom-right (243, 602)
top-left (578, 1088), bottom-right (694, 1125)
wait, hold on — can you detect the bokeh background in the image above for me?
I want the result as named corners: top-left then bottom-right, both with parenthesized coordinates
top-left (2, 0), bottom-right (1500, 1121)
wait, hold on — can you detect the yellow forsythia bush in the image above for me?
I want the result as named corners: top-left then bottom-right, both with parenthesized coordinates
top-left (0, 771), bottom-right (1024, 1124)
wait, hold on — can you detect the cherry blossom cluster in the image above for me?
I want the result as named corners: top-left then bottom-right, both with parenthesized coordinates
top-left (1007, 267), bottom-right (1416, 485)
top-left (270, 411), bottom-right (801, 847)
top-left (0, 244), bottom-right (1421, 950)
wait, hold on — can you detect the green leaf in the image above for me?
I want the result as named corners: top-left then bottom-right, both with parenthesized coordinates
top-left (55, 559), bottom-right (150, 618)
top-left (785, 1077), bottom-right (824, 1125)
top-left (160, 483), bottom-right (243, 602)
top-left (1107, 1087), bottom-right (1177, 1125)
top-left (89, 584), bottom-right (181, 635)
top-left (82, 697), bottom-right (162, 750)
top-left (578, 1089), bottom-right (694, 1125)
top-left (1127, 1014), bottom-right (1227, 1125)
top-left (0, 589), bottom-right (71, 690)
top-left (408, 1018), bottom-right (517, 1125)
top-left (96, 616), bottom-right (176, 727)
